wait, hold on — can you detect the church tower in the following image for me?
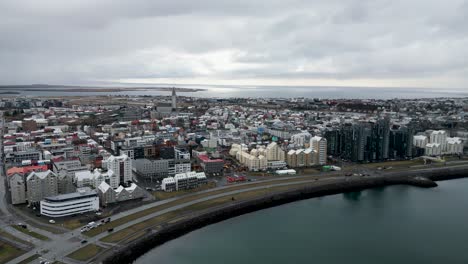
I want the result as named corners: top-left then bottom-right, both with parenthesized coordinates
top-left (171, 87), bottom-right (177, 111)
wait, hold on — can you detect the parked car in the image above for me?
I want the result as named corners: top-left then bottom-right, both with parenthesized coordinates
top-left (17, 223), bottom-right (27, 229)
top-left (49, 220), bottom-right (56, 224)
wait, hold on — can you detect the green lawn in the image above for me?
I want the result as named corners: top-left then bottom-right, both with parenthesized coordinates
top-left (152, 181), bottom-right (217, 200)
top-left (12, 225), bottom-right (49, 241)
top-left (67, 243), bottom-right (104, 261)
top-left (84, 175), bottom-right (318, 237)
top-left (0, 241), bottom-right (26, 263)
top-left (101, 181), bottom-right (316, 244)
top-left (0, 230), bottom-right (33, 247)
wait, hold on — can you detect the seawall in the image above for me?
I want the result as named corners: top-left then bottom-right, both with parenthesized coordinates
top-left (102, 166), bottom-right (467, 264)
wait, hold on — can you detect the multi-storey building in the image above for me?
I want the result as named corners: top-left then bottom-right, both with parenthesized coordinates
top-left (198, 155), bottom-right (224, 176)
top-left (26, 170), bottom-right (59, 204)
top-left (40, 187), bottom-right (99, 217)
top-left (9, 173), bottom-right (26, 205)
top-left (310, 136), bottom-right (327, 165)
top-left (266, 142), bottom-right (285, 161)
top-left (132, 158), bottom-right (171, 179)
top-left (105, 154), bottom-right (132, 187)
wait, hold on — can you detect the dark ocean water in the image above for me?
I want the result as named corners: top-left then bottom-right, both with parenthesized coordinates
top-left (136, 178), bottom-right (468, 264)
top-left (6, 85), bottom-right (468, 99)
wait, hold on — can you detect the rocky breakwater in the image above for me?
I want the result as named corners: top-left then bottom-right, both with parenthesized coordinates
top-left (103, 166), bottom-right (467, 264)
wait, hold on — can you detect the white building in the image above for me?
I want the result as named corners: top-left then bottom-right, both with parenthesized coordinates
top-left (413, 135), bottom-right (428, 148)
top-left (105, 154), bottom-right (132, 187)
top-left (291, 131), bottom-right (312, 147)
top-left (429, 130), bottom-right (447, 151)
top-left (74, 169), bottom-right (113, 189)
top-left (310, 136), bottom-right (327, 165)
top-left (446, 137), bottom-right (463, 154)
top-left (161, 171), bottom-right (208, 192)
top-left (267, 160), bottom-right (287, 170)
top-left (40, 187), bottom-right (99, 218)
top-left (425, 143), bottom-right (442, 156)
top-left (161, 177), bottom-right (176, 192)
top-left (174, 162), bottom-right (192, 175)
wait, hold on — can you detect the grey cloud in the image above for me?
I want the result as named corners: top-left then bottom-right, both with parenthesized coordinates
top-left (0, 0), bottom-right (467, 87)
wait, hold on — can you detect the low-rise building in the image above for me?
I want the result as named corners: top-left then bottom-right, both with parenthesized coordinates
top-left (74, 169), bottom-right (111, 189)
top-left (97, 182), bottom-right (144, 206)
top-left (161, 171), bottom-right (208, 192)
top-left (40, 187), bottom-right (99, 218)
top-left (161, 177), bottom-right (176, 192)
top-left (198, 155), bottom-right (224, 176)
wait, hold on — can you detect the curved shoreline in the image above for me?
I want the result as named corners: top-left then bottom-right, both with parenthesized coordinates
top-left (102, 168), bottom-right (467, 264)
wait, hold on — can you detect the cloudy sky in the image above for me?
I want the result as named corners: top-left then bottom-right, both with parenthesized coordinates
top-left (1, 0), bottom-right (467, 88)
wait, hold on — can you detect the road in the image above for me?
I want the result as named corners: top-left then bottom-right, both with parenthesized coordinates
top-left (4, 162), bottom-right (468, 263)
top-left (0, 163), bottom-right (43, 247)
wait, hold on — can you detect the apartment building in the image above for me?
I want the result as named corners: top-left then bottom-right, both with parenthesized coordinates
top-left (9, 173), bottom-right (27, 205)
top-left (105, 154), bottom-right (132, 186)
top-left (26, 170), bottom-right (59, 204)
top-left (311, 136), bottom-right (327, 165)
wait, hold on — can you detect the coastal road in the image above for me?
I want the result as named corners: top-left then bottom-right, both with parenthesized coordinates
top-left (8, 174), bottom-right (348, 264)
top-left (7, 162), bottom-right (468, 263)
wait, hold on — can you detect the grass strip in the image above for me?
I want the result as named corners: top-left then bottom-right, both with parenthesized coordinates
top-left (66, 243), bottom-right (104, 261)
top-left (11, 225), bottom-right (49, 241)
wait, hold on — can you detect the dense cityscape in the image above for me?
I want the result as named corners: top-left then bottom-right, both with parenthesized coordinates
top-left (0, 89), bottom-right (467, 263)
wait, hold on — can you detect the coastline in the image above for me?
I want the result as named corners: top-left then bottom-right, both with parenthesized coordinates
top-left (101, 166), bottom-right (467, 264)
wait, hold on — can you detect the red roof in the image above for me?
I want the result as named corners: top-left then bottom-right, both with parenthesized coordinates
top-left (7, 165), bottom-right (48, 176)
top-left (198, 155), bottom-right (223, 163)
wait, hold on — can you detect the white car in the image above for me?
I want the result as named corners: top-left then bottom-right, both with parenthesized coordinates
top-left (49, 220), bottom-right (55, 224)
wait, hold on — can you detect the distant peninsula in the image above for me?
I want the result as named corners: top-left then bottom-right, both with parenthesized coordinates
top-left (0, 84), bottom-right (205, 93)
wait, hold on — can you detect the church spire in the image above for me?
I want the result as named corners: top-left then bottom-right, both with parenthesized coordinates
top-left (171, 87), bottom-right (177, 110)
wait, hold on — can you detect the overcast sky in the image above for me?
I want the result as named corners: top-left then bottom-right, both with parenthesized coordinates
top-left (1, 0), bottom-right (467, 88)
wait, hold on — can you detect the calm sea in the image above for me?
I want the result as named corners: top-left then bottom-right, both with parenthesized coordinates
top-left (136, 178), bottom-right (468, 264)
top-left (7, 85), bottom-right (468, 99)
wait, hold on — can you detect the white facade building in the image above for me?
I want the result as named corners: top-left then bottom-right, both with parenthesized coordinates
top-left (310, 136), bottom-right (327, 165)
top-left (413, 135), bottom-right (428, 148)
top-left (74, 169), bottom-right (113, 189)
top-left (291, 132), bottom-right (312, 147)
top-left (161, 172), bottom-right (207, 192)
top-left (105, 154), bottom-right (132, 187)
top-left (425, 143), bottom-right (442, 156)
top-left (446, 137), bottom-right (463, 154)
top-left (40, 187), bottom-right (99, 218)
top-left (429, 130), bottom-right (447, 151)
top-left (161, 177), bottom-right (176, 192)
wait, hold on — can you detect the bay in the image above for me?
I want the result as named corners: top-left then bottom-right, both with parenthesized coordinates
top-left (136, 178), bottom-right (468, 264)
top-left (9, 85), bottom-right (468, 99)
